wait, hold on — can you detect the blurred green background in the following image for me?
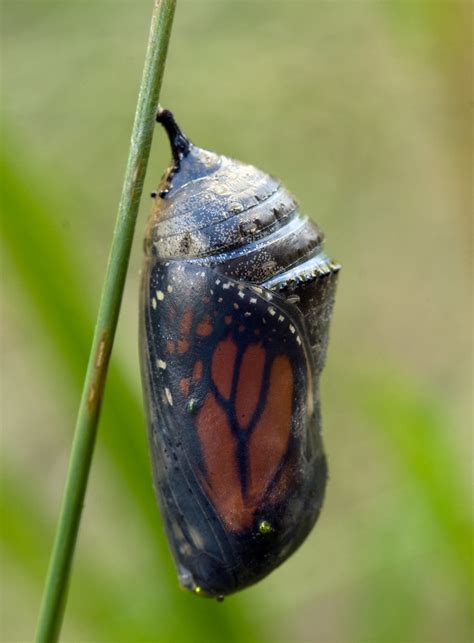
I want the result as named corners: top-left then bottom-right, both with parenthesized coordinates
top-left (1, 1), bottom-right (472, 642)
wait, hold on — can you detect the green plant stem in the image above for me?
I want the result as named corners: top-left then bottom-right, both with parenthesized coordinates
top-left (34, 2), bottom-right (176, 641)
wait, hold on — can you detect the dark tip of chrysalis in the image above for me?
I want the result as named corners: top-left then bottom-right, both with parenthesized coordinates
top-left (156, 108), bottom-right (190, 169)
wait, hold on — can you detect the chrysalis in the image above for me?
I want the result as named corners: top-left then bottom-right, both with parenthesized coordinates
top-left (139, 110), bottom-right (340, 598)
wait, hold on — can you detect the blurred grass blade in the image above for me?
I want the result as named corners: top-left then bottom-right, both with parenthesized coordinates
top-left (359, 373), bottom-right (473, 590)
top-left (30, 1), bottom-right (178, 640)
top-left (1, 147), bottom-right (159, 526)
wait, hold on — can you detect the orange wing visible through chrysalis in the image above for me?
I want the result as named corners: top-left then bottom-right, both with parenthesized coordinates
top-left (196, 330), bottom-right (295, 533)
top-left (248, 355), bottom-right (293, 506)
top-left (196, 392), bottom-right (254, 532)
top-left (235, 344), bottom-right (266, 430)
top-left (211, 336), bottom-right (237, 400)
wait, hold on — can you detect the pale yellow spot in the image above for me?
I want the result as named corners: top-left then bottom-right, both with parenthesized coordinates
top-left (165, 387), bottom-right (173, 406)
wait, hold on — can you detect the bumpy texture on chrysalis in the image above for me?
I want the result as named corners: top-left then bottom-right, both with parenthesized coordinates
top-left (139, 110), bottom-right (340, 598)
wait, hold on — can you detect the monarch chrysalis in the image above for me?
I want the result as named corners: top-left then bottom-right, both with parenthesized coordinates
top-left (139, 109), bottom-right (340, 598)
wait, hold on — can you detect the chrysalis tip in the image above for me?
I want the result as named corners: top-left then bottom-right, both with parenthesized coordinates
top-left (156, 108), bottom-right (190, 168)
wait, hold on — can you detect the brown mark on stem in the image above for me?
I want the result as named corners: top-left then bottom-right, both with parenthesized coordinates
top-left (133, 160), bottom-right (142, 184)
top-left (87, 331), bottom-right (111, 414)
